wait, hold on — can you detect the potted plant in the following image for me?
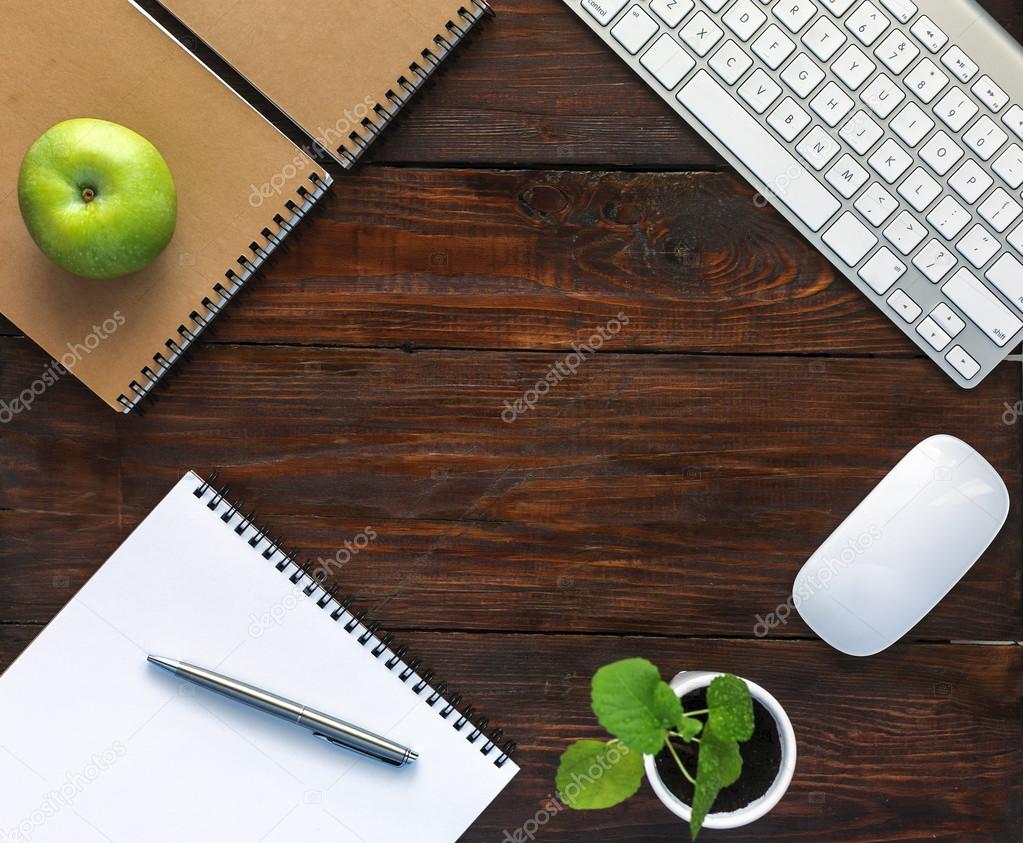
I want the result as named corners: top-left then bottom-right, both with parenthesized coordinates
top-left (555, 659), bottom-right (796, 839)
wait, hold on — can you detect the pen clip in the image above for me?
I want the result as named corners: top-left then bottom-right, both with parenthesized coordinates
top-left (311, 732), bottom-right (408, 766)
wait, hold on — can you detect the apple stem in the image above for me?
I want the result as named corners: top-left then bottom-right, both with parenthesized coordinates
top-left (81, 187), bottom-right (96, 203)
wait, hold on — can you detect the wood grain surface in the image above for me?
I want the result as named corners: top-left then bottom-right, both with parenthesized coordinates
top-left (1, 0), bottom-right (1022, 840)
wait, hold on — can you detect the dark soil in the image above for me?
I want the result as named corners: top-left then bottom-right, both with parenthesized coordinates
top-left (653, 687), bottom-right (782, 814)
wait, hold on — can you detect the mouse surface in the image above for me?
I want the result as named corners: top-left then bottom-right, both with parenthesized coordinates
top-left (793, 435), bottom-right (1010, 657)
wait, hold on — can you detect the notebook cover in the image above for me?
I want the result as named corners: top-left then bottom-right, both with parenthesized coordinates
top-left (0, 0), bottom-right (330, 412)
top-left (157, 0), bottom-right (492, 166)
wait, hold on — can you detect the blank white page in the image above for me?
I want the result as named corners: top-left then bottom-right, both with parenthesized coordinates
top-left (0, 472), bottom-right (517, 843)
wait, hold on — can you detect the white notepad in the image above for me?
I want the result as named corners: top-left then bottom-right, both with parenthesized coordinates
top-left (0, 472), bottom-right (517, 842)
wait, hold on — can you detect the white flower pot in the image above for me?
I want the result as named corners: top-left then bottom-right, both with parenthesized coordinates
top-left (643, 671), bottom-right (797, 830)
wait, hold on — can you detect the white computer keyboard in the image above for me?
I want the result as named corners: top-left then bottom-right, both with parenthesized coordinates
top-left (565, 0), bottom-right (1023, 387)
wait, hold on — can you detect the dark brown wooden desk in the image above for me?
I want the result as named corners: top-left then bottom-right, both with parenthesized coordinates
top-left (1, 1), bottom-right (1020, 839)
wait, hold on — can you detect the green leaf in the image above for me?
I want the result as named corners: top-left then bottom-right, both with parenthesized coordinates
top-left (555, 740), bottom-right (645, 810)
top-left (676, 715), bottom-right (703, 742)
top-left (706, 674), bottom-right (754, 742)
top-left (689, 727), bottom-right (743, 840)
top-left (591, 659), bottom-right (680, 754)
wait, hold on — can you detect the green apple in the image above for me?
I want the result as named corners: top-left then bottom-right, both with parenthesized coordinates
top-left (18, 118), bottom-right (177, 279)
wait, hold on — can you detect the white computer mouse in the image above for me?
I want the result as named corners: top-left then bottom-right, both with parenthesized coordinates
top-left (793, 435), bottom-right (1010, 657)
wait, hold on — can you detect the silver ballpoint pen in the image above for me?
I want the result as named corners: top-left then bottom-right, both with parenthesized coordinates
top-left (148, 656), bottom-right (419, 766)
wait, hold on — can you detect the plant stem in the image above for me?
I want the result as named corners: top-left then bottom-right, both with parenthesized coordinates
top-left (668, 730), bottom-right (700, 743)
top-left (684, 708), bottom-right (709, 716)
top-left (665, 737), bottom-right (696, 786)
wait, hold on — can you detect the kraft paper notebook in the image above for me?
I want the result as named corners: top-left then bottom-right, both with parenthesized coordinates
top-left (0, 0), bottom-right (331, 413)
top-left (158, 0), bottom-right (493, 167)
top-left (0, 472), bottom-right (518, 842)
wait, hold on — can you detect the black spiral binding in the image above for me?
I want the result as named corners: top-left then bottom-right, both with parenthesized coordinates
top-left (115, 172), bottom-right (333, 414)
top-left (192, 471), bottom-right (517, 769)
top-left (334, 1), bottom-right (494, 169)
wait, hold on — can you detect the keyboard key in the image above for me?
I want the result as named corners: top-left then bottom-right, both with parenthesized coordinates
top-left (782, 53), bottom-right (826, 97)
top-left (1002, 104), bottom-right (1023, 141)
top-left (641, 34), bottom-right (698, 88)
top-left (681, 11), bottom-right (724, 55)
top-left (855, 182), bottom-right (898, 225)
top-left (933, 87), bottom-right (978, 133)
top-left (972, 75), bottom-right (1008, 112)
top-left (887, 288), bottom-right (921, 322)
top-left (978, 188), bottom-right (1022, 233)
top-left (611, 6), bottom-right (659, 53)
top-left (803, 17), bottom-right (846, 61)
top-left (868, 138), bottom-right (912, 183)
top-left (904, 58), bottom-right (948, 104)
top-left (773, 0), bottom-right (817, 33)
top-left (963, 115), bottom-right (1008, 161)
top-left (932, 302), bottom-right (965, 336)
top-left (861, 74), bottom-right (904, 118)
top-left (884, 210), bottom-right (927, 254)
top-left (897, 167), bottom-right (941, 212)
top-left (916, 316), bottom-right (952, 351)
top-left (986, 253), bottom-right (1023, 313)
top-left (956, 224), bottom-right (999, 269)
top-left (890, 102), bottom-right (933, 147)
top-left (919, 131), bottom-right (963, 176)
top-left (944, 266), bottom-right (1023, 345)
top-left (797, 125), bottom-right (841, 169)
top-left (840, 110), bottom-right (884, 153)
top-left (824, 211), bottom-right (878, 264)
top-left (768, 96), bottom-right (812, 140)
top-left (581, 0), bottom-right (629, 25)
top-left (987, 254), bottom-right (1023, 313)
top-left (913, 239), bottom-right (957, 282)
top-left (1009, 223), bottom-right (1023, 256)
top-left (710, 39), bottom-right (754, 84)
top-left (941, 46), bottom-right (978, 84)
top-left (678, 71), bottom-right (841, 230)
top-left (738, 68), bottom-right (783, 112)
top-left (820, 0), bottom-right (856, 14)
top-left (703, 0), bottom-right (728, 10)
top-left (993, 144), bottom-right (1023, 190)
top-left (877, 0), bottom-right (916, 23)
top-left (724, 0), bottom-right (767, 40)
top-left (810, 82), bottom-right (854, 126)
top-left (831, 44), bottom-right (875, 90)
top-left (910, 15), bottom-right (947, 53)
top-left (826, 154), bottom-right (870, 197)
top-left (651, 0), bottom-right (695, 26)
top-left (846, 1), bottom-right (889, 45)
top-left (752, 24), bottom-right (796, 68)
top-left (949, 160), bottom-right (993, 204)
top-left (945, 345), bottom-right (980, 379)
top-left (926, 195), bottom-right (971, 239)
top-left (858, 246), bottom-right (905, 293)
top-left (874, 30), bottom-right (918, 74)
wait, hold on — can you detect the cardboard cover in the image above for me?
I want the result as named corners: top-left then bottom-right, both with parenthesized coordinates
top-left (0, 0), bottom-right (329, 412)
top-left (158, 0), bottom-right (492, 165)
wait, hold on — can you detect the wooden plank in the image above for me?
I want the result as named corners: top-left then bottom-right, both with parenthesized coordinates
top-left (2, 339), bottom-right (1018, 639)
top-left (0, 627), bottom-right (1018, 840)
top-left (364, 0), bottom-right (1023, 167)
top-left (1, 167), bottom-right (1002, 355)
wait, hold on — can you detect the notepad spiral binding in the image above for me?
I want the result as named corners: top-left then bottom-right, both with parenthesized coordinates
top-left (192, 471), bottom-right (517, 769)
top-left (334, 0), bottom-right (494, 168)
top-left (115, 172), bottom-right (332, 414)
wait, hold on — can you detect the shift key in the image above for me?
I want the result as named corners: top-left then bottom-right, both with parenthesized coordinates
top-left (943, 268), bottom-right (1023, 347)
top-left (677, 71), bottom-right (841, 232)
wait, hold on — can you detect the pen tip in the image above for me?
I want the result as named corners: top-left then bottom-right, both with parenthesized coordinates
top-left (147, 655), bottom-right (179, 673)
top-left (406, 750), bottom-right (420, 764)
